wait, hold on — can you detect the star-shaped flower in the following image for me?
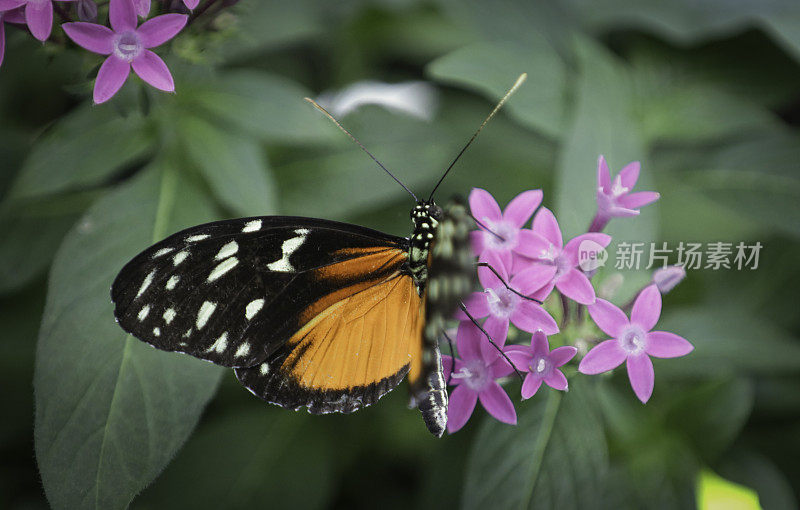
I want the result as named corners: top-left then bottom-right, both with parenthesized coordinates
top-left (62, 0), bottom-right (187, 103)
top-left (579, 284), bottom-right (693, 403)
top-left (591, 155), bottom-right (660, 232)
top-left (505, 331), bottom-right (577, 399)
top-left (442, 320), bottom-right (517, 433)
top-left (469, 188), bottom-right (543, 272)
top-left (517, 207), bottom-right (611, 304)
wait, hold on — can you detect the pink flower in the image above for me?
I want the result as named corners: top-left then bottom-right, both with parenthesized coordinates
top-left (0, 6), bottom-right (25, 67)
top-left (652, 265), bottom-right (686, 294)
top-left (590, 155), bottom-right (660, 232)
top-left (0, 0), bottom-right (74, 41)
top-left (183, 0), bottom-right (199, 8)
top-left (461, 251), bottom-right (558, 356)
top-left (517, 207), bottom-right (611, 304)
top-left (132, 0), bottom-right (149, 17)
top-left (505, 331), bottom-right (577, 399)
top-left (579, 284), bottom-right (693, 403)
top-left (469, 188), bottom-right (543, 272)
top-left (62, 0), bottom-right (187, 104)
top-left (442, 321), bottom-right (517, 433)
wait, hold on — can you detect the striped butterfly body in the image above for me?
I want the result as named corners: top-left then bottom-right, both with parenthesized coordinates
top-left (111, 200), bottom-right (474, 436)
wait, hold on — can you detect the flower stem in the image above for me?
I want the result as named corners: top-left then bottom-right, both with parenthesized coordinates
top-left (588, 213), bottom-right (607, 233)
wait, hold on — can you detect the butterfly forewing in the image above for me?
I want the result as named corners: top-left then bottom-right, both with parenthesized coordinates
top-left (112, 216), bottom-right (410, 373)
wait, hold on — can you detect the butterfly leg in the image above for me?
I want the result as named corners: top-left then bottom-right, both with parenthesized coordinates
top-left (458, 302), bottom-right (525, 382)
top-left (476, 262), bottom-right (543, 304)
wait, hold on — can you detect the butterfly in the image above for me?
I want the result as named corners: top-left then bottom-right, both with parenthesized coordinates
top-left (111, 74), bottom-right (527, 437)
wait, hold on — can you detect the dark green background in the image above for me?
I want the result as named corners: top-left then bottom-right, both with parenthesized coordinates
top-left (1, 1), bottom-right (799, 509)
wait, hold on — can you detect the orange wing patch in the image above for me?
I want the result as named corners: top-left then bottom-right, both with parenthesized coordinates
top-left (282, 274), bottom-right (425, 392)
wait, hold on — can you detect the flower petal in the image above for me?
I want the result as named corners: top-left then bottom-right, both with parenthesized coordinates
top-left (131, 50), bottom-right (174, 91)
top-left (489, 355), bottom-right (516, 378)
top-left (597, 155), bottom-right (611, 192)
top-left (578, 339), bottom-right (626, 374)
top-left (503, 347), bottom-right (531, 372)
top-left (609, 206), bottom-right (640, 218)
top-left (109, 0), bottom-right (137, 32)
top-left (456, 320), bottom-right (483, 361)
top-left (646, 331), bottom-right (693, 358)
top-left (133, 0), bottom-right (150, 17)
top-left (469, 187), bottom-right (502, 223)
top-left (479, 382), bottom-right (517, 425)
top-left (555, 268), bottom-right (596, 305)
top-left (137, 13), bottom-right (187, 48)
top-left (532, 207), bottom-right (562, 249)
top-left (618, 191), bottom-right (660, 210)
top-left (549, 346), bottom-right (577, 367)
top-left (441, 354), bottom-right (453, 381)
top-left (618, 161), bottom-right (640, 190)
top-left (563, 232), bottom-right (612, 267)
top-left (530, 330), bottom-right (549, 356)
top-left (626, 354), bottom-right (654, 403)
top-left (0, 0), bottom-right (24, 11)
top-left (514, 230), bottom-right (553, 260)
top-left (447, 385), bottom-right (478, 433)
top-left (469, 230), bottom-right (485, 256)
top-left (521, 373), bottom-right (542, 399)
top-left (477, 250), bottom-right (508, 287)
top-left (25, 0), bottom-right (53, 41)
top-left (511, 301), bottom-right (558, 335)
top-left (543, 369), bottom-right (568, 391)
top-left (480, 315), bottom-right (509, 360)
top-left (587, 298), bottom-right (629, 337)
top-left (2, 6), bottom-right (25, 23)
top-left (531, 280), bottom-right (555, 302)
top-left (502, 189), bottom-right (542, 228)
top-left (62, 22), bottom-right (114, 54)
top-left (93, 56), bottom-right (130, 104)
top-left (631, 284), bottom-right (661, 331)
top-left (511, 263), bottom-right (556, 295)
top-left (183, 0), bottom-right (200, 8)
top-left (459, 291), bottom-right (490, 319)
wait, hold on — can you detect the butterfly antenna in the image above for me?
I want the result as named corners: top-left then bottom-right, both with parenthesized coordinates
top-left (428, 73), bottom-right (527, 201)
top-left (305, 97), bottom-right (419, 202)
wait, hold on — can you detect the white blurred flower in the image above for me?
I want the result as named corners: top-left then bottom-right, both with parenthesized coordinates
top-left (317, 81), bottom-right (438, 121)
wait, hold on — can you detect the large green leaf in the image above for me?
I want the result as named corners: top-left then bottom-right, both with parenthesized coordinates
top-left (427, 39), bottom-right (568, 138)
top-left (179, 115), bottom-right (277, 217)
top-left (462, 379), bottom-right (608, 510)
top-left (34, 161), bottom-right (225, 510)
top-left (9, 105), bottom-right (154, 200)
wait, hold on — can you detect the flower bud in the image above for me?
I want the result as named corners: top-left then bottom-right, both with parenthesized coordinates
top-left (652, 265), bottom-right (686, 294)
top-left (77, 0), bottom-right (98, 22)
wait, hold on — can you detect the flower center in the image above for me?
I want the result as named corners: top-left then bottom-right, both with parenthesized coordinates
top-left (483, 220), bottom-right (518, 251)
top-left (529, 356), bottom-right (550, 375)
top-left (553, 253), bottom-right (572, 280)
top-left (618, 325), bottom-right (647, 355)
top-left (113, 31), bottom-right (142, 62)
top-left (451, 359), bottom-right (491, 391)
top-left (485, 286), bottom-right (517, 318)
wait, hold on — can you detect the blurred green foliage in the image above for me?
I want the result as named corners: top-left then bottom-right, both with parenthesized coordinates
top-left (1, 0), bottom-right (799, 509)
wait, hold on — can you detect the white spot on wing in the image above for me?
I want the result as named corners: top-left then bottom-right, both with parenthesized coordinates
top-left (166, 275), bottom-right (180, 290)
top-left (235, 342), bottom-right (250, 357)
top-left (163, 308), bottom-right (176, 324)
top-left (136, 270), bottom-right (156, 299)
top-left (246, 299), bottom-right (265, 320)
top-left (173, 251), bottom-right (189, 266)
top-left (153, 327), bottom-right (161, 337)
top-left (266, 234), bottom-right (306, 272)
top-left (138, 305), bottom-right (150, 321)
top-left (196, 301), bottom-right (217, 330)
top-left (153, 247), bottom-right (174, 258)
top-left (205, 332), bottom-right (228, 354)
top-left (215, 240), bottom-right (239, 260)
top-left (260, 363), bottom-right (270, 375)
top-left (208, 257), bottom-right (239, 282)
top-left (294, 228), bottom-right (310, 235)
top-left (186, 234), bottom-right (210, 242)
top-left (242, 219), bottom-right (262, 232)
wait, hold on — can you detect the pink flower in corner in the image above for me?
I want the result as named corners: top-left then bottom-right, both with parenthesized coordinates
top-left (469, 188), bottom-right (543, 272)
top-left (62, 0), bottom-right (187, 104)
top-left (0, 6), bottom-right (25, 67)
top-left (579, 284), bottom-right (693, 403)
top-left (183, 0), bottom-right (199, 9)
top-left (442, 321), bottom-right (517, 433)
top-left (505, 331), bottom-right (577, 399)
top-left (0, 0), bottom-right (74, 41)
top-left (461, 251), bottom-right (558, 357)
top-left (516, 207), bottom-right (611, 304)
top-left (590, 155), bottom-right (660, 232)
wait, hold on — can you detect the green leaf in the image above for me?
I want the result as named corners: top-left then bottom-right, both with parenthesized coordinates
top-left (717, 449), bottom-right (799, 510)
top-left (9, 105), bottom-right (154, 200)
top-left (34, 161), bottom-right (224, 510)
top-left (136, 409), bottom-right (334, 510)
top-left (427, 39), bottom-right (568, 138)
top-left (462, 379), bottom-right (608, 510)
top-left (186, 71), bottom-right (337, 144)
top-left (656, 308), bottom-right (800, 377)
top-left (554, 37), bottom-right (657, 301)
top-left (180, 115), bottom-right (277, 216)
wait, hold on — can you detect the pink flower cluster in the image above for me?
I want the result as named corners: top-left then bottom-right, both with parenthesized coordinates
top-left (443, 157), bottom-right (692, 433)
top-left (0, 0), bottom-right (197, 103)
